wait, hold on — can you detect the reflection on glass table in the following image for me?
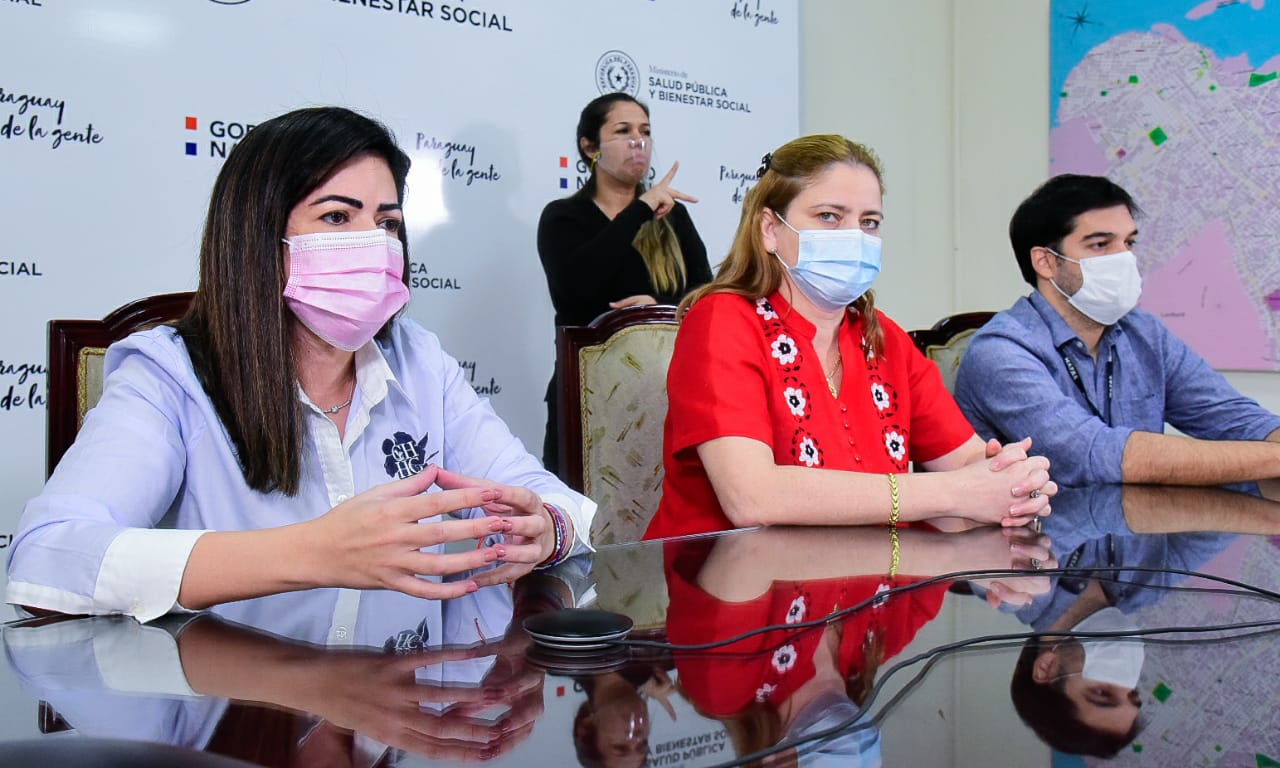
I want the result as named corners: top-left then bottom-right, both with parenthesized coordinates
top-left (3, 483), bottom-right (1280, 766)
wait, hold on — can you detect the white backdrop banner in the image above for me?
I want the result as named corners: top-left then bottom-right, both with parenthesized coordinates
top-left (0, 0), bottom-right (798, 594)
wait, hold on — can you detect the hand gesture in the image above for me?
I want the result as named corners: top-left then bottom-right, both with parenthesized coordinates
top-left (638, 161), bottom-right (698, 219)
top-left (300, 467), bottom-right (514, 600)
top-left (432, 467), bottom-right (559, 589)
top-left (952, 439), bottom-right (1056, 527)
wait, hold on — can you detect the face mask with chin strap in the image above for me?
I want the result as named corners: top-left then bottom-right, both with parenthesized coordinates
top-left (1047, 247), bottom-right (1142, 326)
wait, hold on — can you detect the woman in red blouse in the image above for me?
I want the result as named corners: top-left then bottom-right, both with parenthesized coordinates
top-left (645, 135), bottom-right (1057, 539)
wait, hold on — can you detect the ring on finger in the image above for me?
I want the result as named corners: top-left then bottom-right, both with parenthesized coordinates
top-left (1029, 489), bottom-right (1042, 499)
top-left (1029, 558), bottom-right (1042, 570)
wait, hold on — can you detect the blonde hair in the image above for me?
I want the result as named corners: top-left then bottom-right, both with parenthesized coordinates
top-left (633, 216), bottom-right (687, 294)
top-left (679, 134), bottom-right (886, 359)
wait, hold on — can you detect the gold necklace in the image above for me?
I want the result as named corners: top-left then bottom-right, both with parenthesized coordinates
top-left (825, 348), bottom-right (843, 398)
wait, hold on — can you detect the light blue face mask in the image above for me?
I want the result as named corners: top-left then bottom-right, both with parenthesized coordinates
top-left (775, 212), bottom-right (882, 313)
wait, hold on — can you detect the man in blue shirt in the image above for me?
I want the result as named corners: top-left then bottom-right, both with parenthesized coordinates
top-left (954, 174), bottom-right (1280, 488)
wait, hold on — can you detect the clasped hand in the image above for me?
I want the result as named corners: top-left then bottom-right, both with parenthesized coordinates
top-left (976, 437), bottom-right (1058, 527)
top-left (301, 466), bottom-right (556, 599)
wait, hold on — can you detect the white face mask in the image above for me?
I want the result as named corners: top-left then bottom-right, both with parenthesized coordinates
top-left (1047, 248), bottom-right (1142, 326)
top-left (1070, 607), bottom-right (1145, 689)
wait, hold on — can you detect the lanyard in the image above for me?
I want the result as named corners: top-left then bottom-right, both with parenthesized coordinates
top-left (1060, 345), bottom-right (1114, 426)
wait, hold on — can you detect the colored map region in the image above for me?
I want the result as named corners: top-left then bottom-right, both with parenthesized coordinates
top-left (1083, 536), bottom-right (1280, 767)
top-left (1050, 0), bottom-right (1280, 371)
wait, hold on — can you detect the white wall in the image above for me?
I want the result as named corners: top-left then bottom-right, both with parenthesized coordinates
top-left (800, 0), bottom-right (1280, 414)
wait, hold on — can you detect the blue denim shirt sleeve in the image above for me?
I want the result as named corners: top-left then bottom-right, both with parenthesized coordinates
top-left (954, 299), bottom-right (1133, 486)
top-left (957, 296), bottom-right (1280, 487)
top-left (1154, 316), bottom-right (1280, 442)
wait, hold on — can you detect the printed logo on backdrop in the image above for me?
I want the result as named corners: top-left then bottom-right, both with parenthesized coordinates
top-left (328, 0), bottom-right (514, 32)
top-left (208, 0), bottom-right (254, 5)
top-left (729, 0), bottom-right (781, 27)
top-left (554, 152), bottom-right (656, 193)
top-left (183, 115), bottom-right (255, 159)
top-left (0, 359), bottom-right (47, 414)
top-left (597, 50), bottom-right (641, 97)
top-left (7, 0), bottom-right (43, 7)
top-left (719, 162), bottom-right (760, 204)
top-left (415, 132), bottom-right (502, 187)
top-left (0, 86), bottom-right (104, 150)
top-left (458, 359), bottom-right (503, 397)
top-left (647, 65), bottom-right (753, 114)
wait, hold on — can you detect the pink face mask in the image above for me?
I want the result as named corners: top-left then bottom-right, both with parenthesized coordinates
top-left (282, 229), bottom-right (410, 352)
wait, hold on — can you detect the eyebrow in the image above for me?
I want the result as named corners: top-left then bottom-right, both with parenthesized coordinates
top-left (1080, 229), bottom-right (1139, 242)
top-left (806, 203), bottom-right (883, 217)
top-left (309, 195), bottom-right (401, 213)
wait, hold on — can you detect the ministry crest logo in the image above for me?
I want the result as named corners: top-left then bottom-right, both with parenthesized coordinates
top-left (596, 50), bottom-right (640, 97)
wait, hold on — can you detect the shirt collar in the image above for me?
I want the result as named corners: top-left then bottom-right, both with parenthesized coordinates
top-left (1027, 290), bottom-right (1124, 352)
top-left (295, 339), bottom-right (411, 425)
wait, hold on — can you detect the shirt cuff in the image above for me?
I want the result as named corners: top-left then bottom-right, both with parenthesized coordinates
top-left (94, 528), bottom-right (210, 623)
top-left (540, 491), bottom-right (596, 555)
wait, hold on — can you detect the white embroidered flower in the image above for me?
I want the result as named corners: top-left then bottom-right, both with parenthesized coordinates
top-left (798, 437), bottom-right (820, 467)
top-left (771, 334), bottom-right (797, 365)
top-left (870, 382), bottom-right (890, 411)
top-left (784, 387), bottom-right (807, 417)
top-left (785, 595), bottom-right (807, 624)
top-left (772, 645), bottom-right (797, 674)
top-left (754, 683), bottom-right (777, 703)
top-left (884, 430), bottom-right (906, 461)
top-left (756, 298), bottom-right (778, 320)
top-left (872, 582), bottom-right (891, 609)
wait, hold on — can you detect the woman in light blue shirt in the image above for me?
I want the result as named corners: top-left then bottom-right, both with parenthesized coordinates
top-left (7, 107), bottom-right (594, 622)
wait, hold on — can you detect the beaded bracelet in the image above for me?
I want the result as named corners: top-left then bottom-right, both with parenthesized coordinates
top-left (887, 473), bottom-right (900, 578)
top-left (535, 503), bottom-right (573, 570)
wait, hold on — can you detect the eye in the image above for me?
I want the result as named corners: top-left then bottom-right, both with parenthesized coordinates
top-left (378, 217), bottom-right (402, 234)
top-left (861, 218), bottom-right (881, 232)
top-left (1125, 238), bottom-right (1137, 249)
top-left (816, 211), bottom-right (841, 224)
top-left (320, 210), bottom-right (349, 226)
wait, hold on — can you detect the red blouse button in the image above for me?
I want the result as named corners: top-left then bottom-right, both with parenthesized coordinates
top-left (843, 422), bottom-right (850, 429)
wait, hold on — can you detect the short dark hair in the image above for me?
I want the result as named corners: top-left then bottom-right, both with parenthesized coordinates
top-left (1009, 639), bottom-right (1138, 757)
top-left (1009, 174), bottom-right (1139, 286)
top-left (178, 106), bottom-right (411, 495)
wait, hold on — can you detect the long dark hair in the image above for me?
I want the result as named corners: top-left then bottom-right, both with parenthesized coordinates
top-left (176, 106), bottom-right (411, 495)
top-left (573, 93), bottom-right (687, 295)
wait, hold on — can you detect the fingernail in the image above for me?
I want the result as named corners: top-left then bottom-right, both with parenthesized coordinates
top-left (503, 519), bottom-right (515, 532)
top-left (494, 546), bottom-right (507, 560)
top-left (483, 548), bottom-right (499, 563)
top-left (482, 489), bottom-right (501, 502)
top-left (466, 581), bottom-right (479, 593)
top-left (488, 518), bottom-right (505, 532)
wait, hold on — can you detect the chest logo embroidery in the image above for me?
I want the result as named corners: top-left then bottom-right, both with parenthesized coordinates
top-left (382, 431), bottom-right (439, 479)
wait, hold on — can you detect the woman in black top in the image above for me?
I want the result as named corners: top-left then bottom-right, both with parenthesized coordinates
top-left (538, 93), bottom-right (712, 476)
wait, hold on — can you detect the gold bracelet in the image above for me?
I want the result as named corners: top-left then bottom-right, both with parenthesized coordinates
top-left (887, 473), bottom-right (900, 577)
